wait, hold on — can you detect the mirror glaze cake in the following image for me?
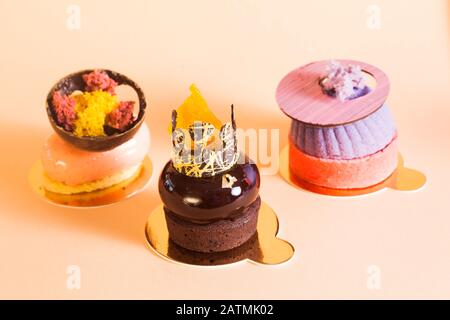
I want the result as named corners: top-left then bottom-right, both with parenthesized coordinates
top-left (159, 85), bottom-right (261, 253)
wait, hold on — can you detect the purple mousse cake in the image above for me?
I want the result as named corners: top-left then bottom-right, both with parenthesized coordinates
top-left (277, 60), bottom-right (399, 189)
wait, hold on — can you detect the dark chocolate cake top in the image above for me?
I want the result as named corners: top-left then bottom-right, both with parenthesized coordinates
top-left (159, 155), bottom-right (260, 224)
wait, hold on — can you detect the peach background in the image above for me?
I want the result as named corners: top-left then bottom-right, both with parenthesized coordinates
top-left (0, 0), bottom-right (450, 299)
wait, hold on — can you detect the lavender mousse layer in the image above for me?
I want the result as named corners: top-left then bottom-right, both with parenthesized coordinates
top-left (289, 103), bottom-right (397, 160)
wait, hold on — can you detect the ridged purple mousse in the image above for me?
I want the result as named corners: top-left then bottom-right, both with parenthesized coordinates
top-left (289, 104), bottom-right (397, 160)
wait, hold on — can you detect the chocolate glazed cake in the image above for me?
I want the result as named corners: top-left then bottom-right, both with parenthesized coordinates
top-left (160, 157), bottom-right (260, 253)
top-left (159, 86), bottom-right (261, 253)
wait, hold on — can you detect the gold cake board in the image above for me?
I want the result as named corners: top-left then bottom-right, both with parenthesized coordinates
top-left (28, 156), bottom-right (153, 208)
top-left (145, 201), bottom-right (295, 267)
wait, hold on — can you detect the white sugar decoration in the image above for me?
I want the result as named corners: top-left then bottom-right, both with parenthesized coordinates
top-left (320, 60), bottom-right (366, 101)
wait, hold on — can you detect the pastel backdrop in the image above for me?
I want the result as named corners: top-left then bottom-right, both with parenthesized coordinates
top-left (0, 0), bottom-right (449, 299)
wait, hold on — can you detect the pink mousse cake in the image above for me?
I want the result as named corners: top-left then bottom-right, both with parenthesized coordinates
top-left (41, 124), bottom-right (150, 194)
top-left (276, 60), bottom-right (398, 189)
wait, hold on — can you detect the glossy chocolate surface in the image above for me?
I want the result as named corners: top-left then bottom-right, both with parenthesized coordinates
top-left (46, 69), bottom-right (147, 152)
top-left (159, 155), bottom-right (260, 224)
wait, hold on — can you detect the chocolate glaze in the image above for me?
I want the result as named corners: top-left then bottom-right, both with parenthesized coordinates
top-left (46, 69), bottom-right (147, 152)
top-left (159, 155), bottom-right (260, 224)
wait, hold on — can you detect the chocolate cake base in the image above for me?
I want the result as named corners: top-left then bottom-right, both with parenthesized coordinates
top-left (164, 197), bottom-right (261, 253)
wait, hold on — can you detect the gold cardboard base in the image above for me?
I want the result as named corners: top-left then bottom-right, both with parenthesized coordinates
top-left (279, 146), bottom-right (426, 196)
top-left (28, 156), bottom-right (153, 207)
top-left (145, 202), bottom-right (294, 266)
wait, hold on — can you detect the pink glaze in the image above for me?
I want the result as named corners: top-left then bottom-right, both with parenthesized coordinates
top-left (289, 136), bottom-right (398, 189)
top-left (276, 60), bottom-right (390, 126)
top-left (41, 124), bottom-right (150, 186)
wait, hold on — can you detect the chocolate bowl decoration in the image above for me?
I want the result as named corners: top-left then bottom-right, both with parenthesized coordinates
top-left (46, 69), bottom-right (147, 152)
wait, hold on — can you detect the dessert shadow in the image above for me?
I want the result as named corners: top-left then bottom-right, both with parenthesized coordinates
top-left (167, 233), bottom-right (262, 266)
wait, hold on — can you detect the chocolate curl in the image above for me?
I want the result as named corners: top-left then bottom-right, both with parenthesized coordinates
top-left (231, 104), bottom-right (236, 130)
top-left (230, 104), bottom-right (238, 155)
top-left (171, 110), bottom-right (177, 133)
top-left (171, 109), bottom-right (180, 149)
top-left (171, 110), bottom-right (186, 158)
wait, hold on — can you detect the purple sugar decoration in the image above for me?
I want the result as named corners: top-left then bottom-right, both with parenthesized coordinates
top-left (320, 61), bottom-right (368, 101)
